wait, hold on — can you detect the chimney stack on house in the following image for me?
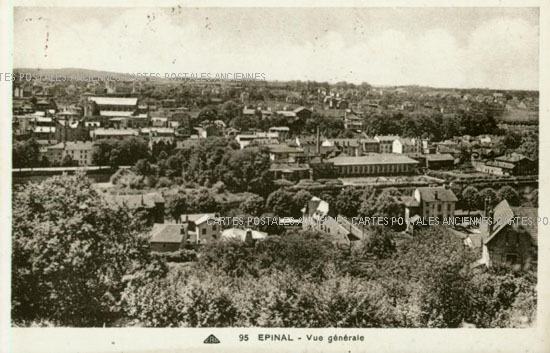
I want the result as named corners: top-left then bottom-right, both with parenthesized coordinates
top-left (483, 196), bottom-right (495, 235)
top-left (245, 229), bottom-right (253, 245)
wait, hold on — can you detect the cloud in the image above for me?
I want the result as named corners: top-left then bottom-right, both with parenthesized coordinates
top-left (14, 8), bottom-right (539, 90)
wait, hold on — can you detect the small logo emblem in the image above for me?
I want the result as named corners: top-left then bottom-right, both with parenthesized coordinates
top-left (203, 334), bottom-right (221, 344)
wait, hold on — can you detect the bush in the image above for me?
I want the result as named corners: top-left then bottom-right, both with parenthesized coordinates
top-left (274, 179), bottom-right (295, 187)
top-left (212, 181), bottom-right (226, 193)
top-left (154, 249), bottom-right (197, 263)
top-left (157, 177), bottom-right (173, 188)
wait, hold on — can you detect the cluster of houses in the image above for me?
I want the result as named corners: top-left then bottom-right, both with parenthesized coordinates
top-left (14, 92), bottom-right (537, 182)
top-left (472, 153), bottom-right (537, 176)
top-left (14, 95), bottom-right (208, 166)
top-left (302, 187), bottom-right (538, 270)
top-left (137, 184), bottom-right (537, 272)
top-left (434, 135), bottom-right (538, 176)
top-left (256, 133), bottom-right (456, 181)
top-left (149, 212), bottom-right (268, 251)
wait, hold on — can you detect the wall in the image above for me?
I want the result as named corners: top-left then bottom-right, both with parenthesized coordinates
top-left (486, 226), bottom-right (536, 269)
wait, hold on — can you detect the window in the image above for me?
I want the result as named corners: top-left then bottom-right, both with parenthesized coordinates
top-left (201, 228), bottom-right (206, 235)
top-left (506, 254), bottom-right (518, 264)
top-left (437, 204), bottom-right (442, 212)
top-left (212, 225), bottom-right (217, 231)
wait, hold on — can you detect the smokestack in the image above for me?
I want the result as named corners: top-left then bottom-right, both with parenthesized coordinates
top-left (316, 125), bottom-right (321, 156)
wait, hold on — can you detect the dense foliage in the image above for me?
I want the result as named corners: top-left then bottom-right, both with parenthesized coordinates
top-left (12, 173), bottom-right (166, 326)
top-left (92, 137), bottom-right (150, 167)
top-left (122, 227), bottom-right (536, 328)
top-left (131, 138), bottom-right (272, 195)
top-left (12, 175), bottom-right (537, 328)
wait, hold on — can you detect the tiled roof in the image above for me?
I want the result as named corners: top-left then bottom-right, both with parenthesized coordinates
top-left (141, 127), bottom-right (175, 134)
top-left (495, 153), bottom-right (530, 163)
top-left (270, 163), bottom-right (310, 171)
top-left (375, 135), bottom-right (400, 142)
top-left (221, 228), bottom-right (267, 241)
top-left (89, 97), bottom-right (138, 106)
top-left (93, 128), bottom-right (139, 136)
top-left (268, 144), bottom-right (304, 154)
top-left (277, 111), bottom-right (297, 118)
top-left (150, 223), bottom-right (185, 243)
top-left (269, 126), bottom-right (290, 131)
top-left (485, 200), bottom-right (538, 245)
top-left (328, 154), bottom-right (419, 166)
top-left (101, 111), bottom-right (134, 117)
top-left (293, 107), bottom-right (311, 114)
top-left (360, 138), bottom-right (379, 144)
top-left (327, 138), bottom-right (361, 147)
top-left (425, 153), bottom-right (454, 161)
top-left (64, 141), bottom-right (94, 151)
top-left (417, 187), bottom-right (458, 202)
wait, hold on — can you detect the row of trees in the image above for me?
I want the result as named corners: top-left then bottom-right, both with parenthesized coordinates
top-left (460, 185), bottom-right (532, 213)
top-left (164, 183), bottom-right (533, 235)
top-left (196, 101), bottom-right (505, 141)
top-left (362, 110), bottom-right (499, 141)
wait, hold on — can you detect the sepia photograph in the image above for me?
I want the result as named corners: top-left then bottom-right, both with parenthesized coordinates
top-left (3, 2), bottom-right (549, 352)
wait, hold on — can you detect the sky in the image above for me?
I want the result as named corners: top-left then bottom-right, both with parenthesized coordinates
top-left (14, 7), bottom-right (539, 90)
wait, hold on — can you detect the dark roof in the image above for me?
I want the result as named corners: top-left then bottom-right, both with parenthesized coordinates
top-left (268, 145), bottom-right (305, 154)
top-left (327, 138), bottom-right (361, 147)
top-left (360, 138), bottom-right (379, 144)
top-left (402, 196), bottom-right (420, 207)
top-left (293, 107), bottom-right (311, 114)
top-left (511, 206), bottom-right (538, 245)
top-left (328, 154), bottom-right (419, 166)
top-left (495, 153), bottom-right (531, 163)
top-left (417, 187), bottom-right (458, 202)
top-left (485, 200), bottom-right (538, 245)
top-left (375, 135), bottom-right (399, 142)
top-left (425, 153), bottom-right (454, 162)
top-left (270, 163), bottom-right (311, 172)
